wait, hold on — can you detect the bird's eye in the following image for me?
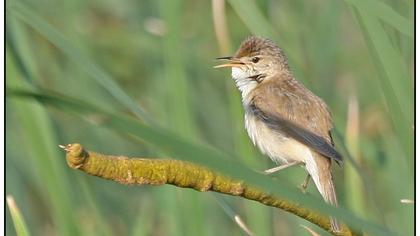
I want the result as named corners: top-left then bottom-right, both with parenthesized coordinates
top-left (251, 57), bottom-right (260, 63)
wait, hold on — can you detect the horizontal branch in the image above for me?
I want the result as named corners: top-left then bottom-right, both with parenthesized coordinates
top-left (60, 143), bottom-right (357, 236)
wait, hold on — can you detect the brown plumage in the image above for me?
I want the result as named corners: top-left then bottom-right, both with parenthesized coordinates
top-left (249, 76), bottom-right (342, 163)
top-left (215, 36), bottom-right (342, 232)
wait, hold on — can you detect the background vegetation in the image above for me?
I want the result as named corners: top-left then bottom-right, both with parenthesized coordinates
top-left (6, 0), bottom-right (413, 235)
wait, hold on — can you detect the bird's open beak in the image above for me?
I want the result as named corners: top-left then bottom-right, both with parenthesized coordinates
top-left (214, 56), bottom-right (244, 69)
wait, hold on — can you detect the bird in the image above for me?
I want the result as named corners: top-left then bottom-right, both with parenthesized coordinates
top-left (214, 36), bottom-right (342, 232)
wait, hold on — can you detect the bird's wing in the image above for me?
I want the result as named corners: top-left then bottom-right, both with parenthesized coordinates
top-left (250, 79), bottom-right (343, 164)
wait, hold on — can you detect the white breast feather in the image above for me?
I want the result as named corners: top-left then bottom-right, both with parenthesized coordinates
top-left (231, 67), bottom-right (258, 105)
top-left (244, 102), bottom-right (313, 166)
top-left (231, 67), bottom-right (315, 166)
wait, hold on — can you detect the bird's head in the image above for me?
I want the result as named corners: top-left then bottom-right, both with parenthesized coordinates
top-left (214, 36), bottom-right (289, 98)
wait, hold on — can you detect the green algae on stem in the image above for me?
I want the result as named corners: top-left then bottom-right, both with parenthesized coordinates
top-left (60, 143), bottom-right (359, 236)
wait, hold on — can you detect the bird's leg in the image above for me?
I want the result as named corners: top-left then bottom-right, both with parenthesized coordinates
top-left (264, 161), bottom-right (300, 174)
top-left (299, 174), bottom-right (311, 193)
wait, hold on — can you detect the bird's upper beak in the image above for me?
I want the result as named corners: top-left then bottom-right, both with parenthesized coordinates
top-left (214, 56), bottom-right (244, 69)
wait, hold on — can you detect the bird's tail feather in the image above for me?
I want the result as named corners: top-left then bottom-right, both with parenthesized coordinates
top-left (320, 176), bottom-right (340, 232)
top-left (306, 159), bottom-right (341, 232)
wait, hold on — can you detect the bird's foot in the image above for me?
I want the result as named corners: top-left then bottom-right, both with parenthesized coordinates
top-left (299, 174), bottom-right (311, 194)
top-left (263, 161), bottom-right (300, 174)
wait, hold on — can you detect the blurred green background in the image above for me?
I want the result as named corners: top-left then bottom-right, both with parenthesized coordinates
top-left (6, 0), bottom-right (413, 235)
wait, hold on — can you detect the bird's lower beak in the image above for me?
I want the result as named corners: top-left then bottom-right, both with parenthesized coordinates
top-left (214, 56), bottom-right (244, 69)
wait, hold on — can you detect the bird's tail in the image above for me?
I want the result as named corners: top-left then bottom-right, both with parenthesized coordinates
top-left (306, 158), bottom-right (341, 232)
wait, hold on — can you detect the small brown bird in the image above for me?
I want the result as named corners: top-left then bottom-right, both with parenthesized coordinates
top-left (215, 36), bottom-right (342, 232)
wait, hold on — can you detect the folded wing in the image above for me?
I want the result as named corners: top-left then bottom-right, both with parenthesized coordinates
top-left (250, 79), bottom-right (343, 164)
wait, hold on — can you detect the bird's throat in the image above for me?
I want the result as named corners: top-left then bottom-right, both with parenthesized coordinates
top-left (231, 67), bottom-right (258, 105)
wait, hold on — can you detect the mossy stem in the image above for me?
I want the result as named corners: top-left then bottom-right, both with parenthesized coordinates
top-left (60, 143), bottom-right (358, 236)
